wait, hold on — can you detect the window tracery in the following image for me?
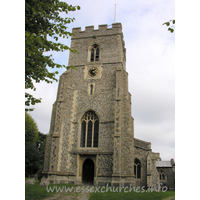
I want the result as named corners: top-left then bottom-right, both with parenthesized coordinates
top-left (80, 111), bottom-right (99, 148)
top-left (90, 44), bottom-right (99, 62)
top-left (134, 158), bottom-right (141, 178)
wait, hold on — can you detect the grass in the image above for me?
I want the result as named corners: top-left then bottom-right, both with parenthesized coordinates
top-left (25, 182), bottom-right (59, 200)
top-left (89, 187), bottom-right (175, 200)
top-left (25, 177), bottom-right (32, 181)
top-left (25, 179), bottom-right (175, 200)
top-left (25, 178), bottom-right (76, 200)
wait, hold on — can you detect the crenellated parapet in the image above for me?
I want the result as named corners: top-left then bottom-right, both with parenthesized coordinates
top-left (72, 23), bottom-right (122, 39)
top-left (134, 138), bottom-right (151, 150)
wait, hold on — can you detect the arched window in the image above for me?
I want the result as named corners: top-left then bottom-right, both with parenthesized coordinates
top-left (80, 111), bottom-right (99, 148)
top-left (90, 44), bottom-right (99, 62)
top-left (159, 170), bottom-right (165, 180)
top-left (134, 158), bottom-right (141, 179)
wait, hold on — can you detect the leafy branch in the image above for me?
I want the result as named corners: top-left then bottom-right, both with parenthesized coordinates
top-left (163, 19), bottom-right (175, 33)
top-left (25, 0), bottom-right (80, 111)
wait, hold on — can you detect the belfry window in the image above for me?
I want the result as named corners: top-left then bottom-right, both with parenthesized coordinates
top-left (134, 158), bottom-right (141, 179)
top-left (90, 44), bottom-right (99, 62)
top-left (80, 111), bottom-right (99, 148)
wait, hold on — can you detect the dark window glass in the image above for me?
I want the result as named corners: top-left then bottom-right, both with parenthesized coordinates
top-left (93, 120), bottom-right (99, 147)
top-left (87, 121), bottom-right (92, 147)
top-left (90, 84), bottom-right (93, 95)
top-left (162, 174), bottom-right (165, 180)
top-left (96, 48), bottom-right (99, 61)
top-left (80, 121), bottom-right (86, 147)
top-left (90, 44), bottom-right (100, 62)
top-left (80, 111), bottom-right (99, 148)
top-left (134, 158), bottom-right (141, 178)
top-left (134, 165), bottom-right (136, 177)
top-left (91, 48), bottom-right (94, 62)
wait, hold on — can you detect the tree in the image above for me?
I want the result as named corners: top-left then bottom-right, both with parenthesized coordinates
top-left (163, 19), bottom-right (175, 33)
top-left (25, 112), bottom-right (38, 144)
top-left (25, 143), bottom-right (40, 177)
top-left (25, 112), bottom-right (39, 176)
top-left (37, 132), bottom-right (47, 151)
top-left (25, 0), bottom-right (80, 111)
top-left (36, 132), bottom-right (47, 179)
top-left (25, 113), bottom-right (47, 178)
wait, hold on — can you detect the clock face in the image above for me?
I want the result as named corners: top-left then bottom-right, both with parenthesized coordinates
top-left (88, 67), bottom-right (98, 77)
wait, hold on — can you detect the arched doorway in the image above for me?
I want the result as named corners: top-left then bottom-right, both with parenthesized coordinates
top-left (82, 158), bottom-right (94, 185)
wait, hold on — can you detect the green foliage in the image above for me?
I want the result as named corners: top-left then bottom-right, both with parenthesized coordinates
top-left (25, 112), bottom-right (39, 144)
top-left (163, 19), bottom-right (175, 33)
top-left (25, 143), bottom-right (40, 177)
top-left (25, 112), bottom-right (39, 176)
top-left (37, 132), bottom-right (47, 151)
top-left (25, 113), bottom-right (47, 178)
top-left (36, 132), bottom-right (47, 180)
top-left (25, 0), bottom-right (80, 110)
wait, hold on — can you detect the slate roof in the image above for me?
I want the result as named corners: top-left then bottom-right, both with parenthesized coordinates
top-left (156, 161), bottom-right (172, 167)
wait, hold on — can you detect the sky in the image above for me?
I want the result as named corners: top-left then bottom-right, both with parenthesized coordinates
top-left (26, 0), bottom-right (175, 161)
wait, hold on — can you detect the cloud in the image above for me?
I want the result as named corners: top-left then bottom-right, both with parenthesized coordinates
top-left (26, 81), bottom-right (58, 134)
top-left (134, 120), bottom-right (175, 160)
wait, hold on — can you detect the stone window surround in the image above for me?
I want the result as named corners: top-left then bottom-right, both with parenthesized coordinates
top-left (88, 83), bottom-right (95, 95)
top-left (134, 158), bottom-right (141, 179)
top-left (159, 169), bottom-right (167, 181)
top-left (87, 43), bottom-right (101, 63)
top-left (79, 111), bottom-right (99, 148)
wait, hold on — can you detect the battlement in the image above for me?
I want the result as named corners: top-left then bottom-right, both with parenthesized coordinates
top-left (134, 138), bottom-right (151, 150)
top-left (72, 23), bottom-right (122, 38)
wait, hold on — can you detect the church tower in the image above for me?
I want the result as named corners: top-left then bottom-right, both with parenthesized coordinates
top-left (43, 23), bottom-right (135, 187)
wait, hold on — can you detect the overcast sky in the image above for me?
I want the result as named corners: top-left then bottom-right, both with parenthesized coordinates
top-left (27, 0), bottom-right (175, 161)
